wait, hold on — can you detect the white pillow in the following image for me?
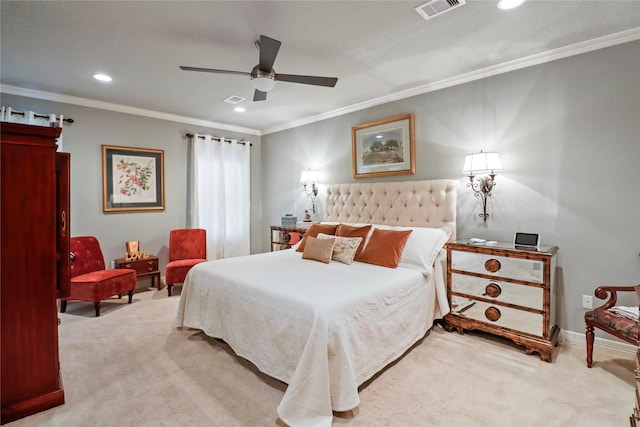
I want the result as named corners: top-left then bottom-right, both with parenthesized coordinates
top-left (371, 224), bottom-right (448, 273)
top-left (316, 233), bottom-right (362, 265)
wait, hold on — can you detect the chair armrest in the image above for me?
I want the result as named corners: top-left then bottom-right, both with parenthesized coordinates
top-left (593, 285), bottom-right (640, 310)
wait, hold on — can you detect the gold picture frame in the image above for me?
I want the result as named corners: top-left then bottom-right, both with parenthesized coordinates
top-left (351, 113), bottom-right (415, 178)
top-left (102, 145), bottom-right (165, 212)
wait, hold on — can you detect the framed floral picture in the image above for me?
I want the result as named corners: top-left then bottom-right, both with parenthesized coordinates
top-left (351, 113), bottom-right (415, 178)
top-left (102, 145), bottom-right (165, 212)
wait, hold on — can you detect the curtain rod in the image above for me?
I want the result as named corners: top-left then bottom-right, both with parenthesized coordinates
top-left (186, 133), bottom-right (252, 146)
top-left (8, 109), bottom-right (74, 124)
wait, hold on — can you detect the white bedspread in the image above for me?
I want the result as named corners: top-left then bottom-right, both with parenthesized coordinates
top-left (176, 249), bottom-right (447, 427)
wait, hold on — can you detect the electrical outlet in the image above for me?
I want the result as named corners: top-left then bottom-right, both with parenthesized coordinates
top-left (582, 295), bottom-right (593, 309)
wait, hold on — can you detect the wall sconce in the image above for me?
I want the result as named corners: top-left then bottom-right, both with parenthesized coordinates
top-left (462, 150), bottom-right (503, 222)
top-left (300, 169), bottom-right (319, 214)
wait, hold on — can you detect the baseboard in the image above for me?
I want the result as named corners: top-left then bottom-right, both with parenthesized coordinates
top-left (561, 329), bottom-right (636, 358)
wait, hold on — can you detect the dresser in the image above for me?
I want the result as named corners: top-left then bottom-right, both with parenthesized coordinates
top-left (114, 255), bottom-right (160, 288)
top-left (1, 123), bottom-right (70, 423)
top-left (444, 240), bottom-right (559, 362)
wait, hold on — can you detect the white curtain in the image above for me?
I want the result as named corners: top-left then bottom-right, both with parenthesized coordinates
top-left (189, 134), bottom-right (251, 260)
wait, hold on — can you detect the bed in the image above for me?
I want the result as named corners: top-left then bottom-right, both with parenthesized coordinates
top-left (176, 179), bottom-right (458, 427)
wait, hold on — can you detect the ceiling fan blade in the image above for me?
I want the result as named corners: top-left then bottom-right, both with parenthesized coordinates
top-left (276, 73), bottom-right (338, 87)
top-left (253, 89), bottom-right (267, 102)
top-left (179, 66), bottom-right (251, 76)
top-left (258, 35), bottom-right (281, 72)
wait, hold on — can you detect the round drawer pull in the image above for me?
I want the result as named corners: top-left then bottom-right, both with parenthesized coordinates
top-left (484, 258), bottom-right (501, 273)
top-left (484, 283), bottom-right (502, 298)
top-left (485, 306), bottom-right (501, 322)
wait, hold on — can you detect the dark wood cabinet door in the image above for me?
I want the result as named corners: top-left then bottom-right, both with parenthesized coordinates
top-left (56, 152), bottom-right (71, 299)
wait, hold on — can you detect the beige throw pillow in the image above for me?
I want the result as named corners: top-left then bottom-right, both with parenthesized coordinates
top-left (316, 233), bottom-right (362, 265)
top-left (301, 236), bottom-right (335, 264)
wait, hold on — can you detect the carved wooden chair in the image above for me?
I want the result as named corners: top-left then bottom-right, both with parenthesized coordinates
top-left (584, 285), bottom-right (639, 368)
top-left (61, 236), bottom-right (137, 316)
top-left (165, 228), bottom-right (207, 296)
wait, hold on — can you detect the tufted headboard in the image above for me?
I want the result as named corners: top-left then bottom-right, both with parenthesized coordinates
top-left (324, 179), bottom-right (458, 241)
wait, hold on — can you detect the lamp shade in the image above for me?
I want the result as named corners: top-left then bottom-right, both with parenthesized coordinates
top-left (300, 169), bottom-right (318, 183)
top-left (462, 151), bottom-right (503, 175)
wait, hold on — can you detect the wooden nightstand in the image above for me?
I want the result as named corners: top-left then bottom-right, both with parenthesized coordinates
top-left (270, 225), bottom-right (308, 251)
top-left (443, 240), bottom-right (559, 362)
top-left (114, 255), bottom-right (161, 289)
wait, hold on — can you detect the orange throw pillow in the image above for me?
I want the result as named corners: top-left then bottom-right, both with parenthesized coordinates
top-left (296, 223), bottom-right (339, 252)
top-left (356, 228), bottom-right (413, 268)
top-left (336, 224), bottom-right (372, 257)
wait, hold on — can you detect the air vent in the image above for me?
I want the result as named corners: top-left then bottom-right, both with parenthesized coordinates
top-left (415, 0), bottom-right (465, 20)
top-left (223, 95), bottom-right (245, 104)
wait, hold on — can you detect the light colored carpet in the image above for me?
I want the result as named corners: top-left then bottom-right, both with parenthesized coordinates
top-left (11, 287), bottom-right (633, 427)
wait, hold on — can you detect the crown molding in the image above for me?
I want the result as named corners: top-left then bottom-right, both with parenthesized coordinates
top-left (262, 27), bottom-right (640, 135)
top-left (0, 84), bottom-right (261, 136)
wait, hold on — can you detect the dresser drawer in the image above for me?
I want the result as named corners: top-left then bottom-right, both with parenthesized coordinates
top-left (451, 250), bottom-right (544, 283)
top-left (455, 300), bottom-right (544, 337)
top-left (119, 258), bottom-right (158, 274)
top-left (451, 273), bottom-right (543, 310)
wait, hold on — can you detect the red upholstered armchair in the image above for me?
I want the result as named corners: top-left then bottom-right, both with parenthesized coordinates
top-left (585, 285), bottom-right (639, 368)
top-left (60, 236), bottom-right (137, 317)
top-left (165, 228), bottom-right (207, 296)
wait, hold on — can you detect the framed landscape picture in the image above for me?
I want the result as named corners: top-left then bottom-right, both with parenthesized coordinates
top-left (351, 113), bottom-right (415, 178)
top-left (102, 145), bottom-right (165, 212)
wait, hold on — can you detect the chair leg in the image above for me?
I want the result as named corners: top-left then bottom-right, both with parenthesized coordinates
top-left (586, 324), bottom-right (594, 368)
top-left (168, 284), bottom-right (173, 297)
top-left (94, 301), bottom-right (101, 317)
top-left (60, 300), bottom-right (67, 313)
top-left (127, 290), bottom-right (133, 304)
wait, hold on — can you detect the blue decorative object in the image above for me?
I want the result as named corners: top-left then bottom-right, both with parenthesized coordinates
top-left (281, 214), bottom-right (297, 227)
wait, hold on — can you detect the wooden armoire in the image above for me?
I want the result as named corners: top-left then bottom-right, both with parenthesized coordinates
top-left (1, 123), bottom-right (70, 424)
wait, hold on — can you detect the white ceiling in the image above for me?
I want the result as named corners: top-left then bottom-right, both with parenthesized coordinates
top-left (2, 1), bottom-right (639, 135)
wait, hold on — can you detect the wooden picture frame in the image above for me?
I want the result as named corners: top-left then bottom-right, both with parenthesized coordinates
top-left (351, 113), bottom-right (415, 178)
top-left (125, 240), bottom-right (140, 255)
top-left (102, 145), bottom-right (165, 212)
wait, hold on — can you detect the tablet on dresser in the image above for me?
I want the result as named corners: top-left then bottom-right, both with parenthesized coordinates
top-left (514, 232), bottom-right (539, 249)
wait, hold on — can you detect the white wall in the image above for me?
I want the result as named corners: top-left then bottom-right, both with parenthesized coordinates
top-left (260, 41), bottom-right (640, 335)
top-left (0, 94), bottom-right (263, 278)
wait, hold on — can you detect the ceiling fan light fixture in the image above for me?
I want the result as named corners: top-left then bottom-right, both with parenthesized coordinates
top-left (251, 65), bottom-right (277, 92)
top-left (252, 76), bottom-right (276, 92)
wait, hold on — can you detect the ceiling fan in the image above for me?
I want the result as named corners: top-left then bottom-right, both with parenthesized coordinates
top-left (180, 35), bottom-right (338, 102)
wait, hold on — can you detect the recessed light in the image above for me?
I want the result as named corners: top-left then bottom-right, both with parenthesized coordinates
top-left (234, 107), bottom-right (246, 113)
top-left (93, 73), bottom-right (112, 82)
top-left (497, 0), bottom-right (526, 10)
